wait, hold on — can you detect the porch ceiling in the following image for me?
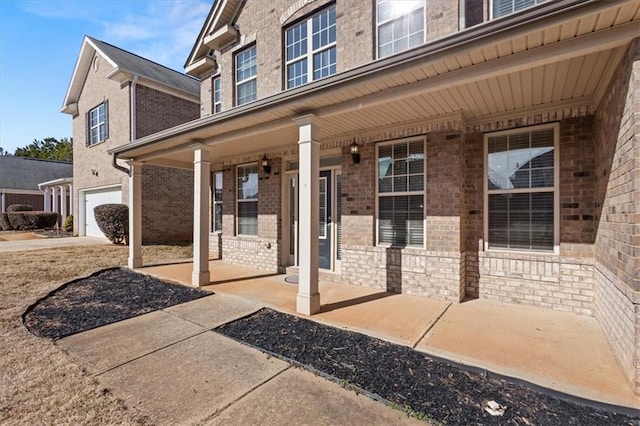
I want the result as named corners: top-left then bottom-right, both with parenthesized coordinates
top-left (115, 0), bottom-right (640, 169)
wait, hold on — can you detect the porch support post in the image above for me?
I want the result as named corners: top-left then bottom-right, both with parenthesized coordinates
top-left (43, 188), bottom-right (50, 212)
top-left (295, 114), bottom-right (320, 315)
top-left (68, 183), bottom-right (73, 217)
top-left (192, 145), bottom-right (211, 287)
top-left (1, 192), bottom-right (5, 213)
top-left (128, 161), bottom-right (143, 268)
top-left (52, 187), bottom-right (59, 216)
top-left (59, 185), bottom-right (67, 221)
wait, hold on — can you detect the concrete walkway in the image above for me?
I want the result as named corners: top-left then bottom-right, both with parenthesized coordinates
top-left (58, 294), bottom-right (424, 425)
top-left (142, 260), bottom-right (640, 410)
top-left (0, 236), bottom-right (110, 252)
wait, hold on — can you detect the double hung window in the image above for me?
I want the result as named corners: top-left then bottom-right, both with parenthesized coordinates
top-left (492, 0), bottom-right (546, 19)
top-left (212, 171), bottom-right (223, 233)
top-left (213, 77), bottom-right (221, 113)
top-left (86, 101), bottom-right (108, 146)
top-left (485, 124), bottom-right (558, 252)
top-left (235, 46), bottom-right (257, 106)
top-left (285, 5), bottom-right (336, 89)
top-left (236, 164), bottom-right (258, 236)
top-left (377, 139), bottom-right (425, 247)
top-left (376, 0), bottom-right (424, 58)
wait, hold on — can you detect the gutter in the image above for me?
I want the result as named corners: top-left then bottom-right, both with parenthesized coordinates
top-left (109, 0), bottom-right (612, 157)
top-left (111, 74), bottom-right (141, 176)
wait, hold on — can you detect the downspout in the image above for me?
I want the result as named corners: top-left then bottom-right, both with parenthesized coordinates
top-left (111, 74), bottom-right (139, 176)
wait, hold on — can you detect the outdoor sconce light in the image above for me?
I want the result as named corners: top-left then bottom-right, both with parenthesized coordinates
top-left (350, 140), bottom-right (360, 164)
top-left (261, 154), bottom-right (271, 174)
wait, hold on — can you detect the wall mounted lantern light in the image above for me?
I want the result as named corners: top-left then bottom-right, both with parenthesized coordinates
top-left (350, 140), bottom-right (360, 164)
top-left (261, 154), bottom-right (271, 174)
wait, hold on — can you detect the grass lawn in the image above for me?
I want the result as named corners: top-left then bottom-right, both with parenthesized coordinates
top-left (0, 244), bottom-right (192, 425)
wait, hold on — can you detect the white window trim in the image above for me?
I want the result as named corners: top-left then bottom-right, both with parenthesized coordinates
top-left (235, 46), bottom-right (257, 106)
top-left (212, 171), bottom-right (223, 233)
top-left (212, 76), bottom-right (222, 114)
top-left (235, 163), bottom-right (259, 237)
top-left (375, 0), bottom-right (426, 59)
top-left (375, 136), bottom-right (427, 248)
top-left (285, 5), bottom-right (337, 89)
top-left (490, 0), bottom-right (547, 20)
top-left (88, 102), bottom-right (107, 145)
top-left (483, 122), bottom-right (560, 255)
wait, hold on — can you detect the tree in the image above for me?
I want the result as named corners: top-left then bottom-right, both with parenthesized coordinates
top-left (0, 147), bottom-right (9, 156)
top-left (14, 137), bottom-right (73, 162)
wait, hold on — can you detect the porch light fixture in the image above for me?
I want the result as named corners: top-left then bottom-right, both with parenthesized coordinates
top-left (261, 154), bottom-right (271, 174)
top-left (350, 140), bottom-right (360, 164)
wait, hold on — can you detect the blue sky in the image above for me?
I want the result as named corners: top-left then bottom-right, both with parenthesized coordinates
top-left (0, 0), bottom-right (211, 154)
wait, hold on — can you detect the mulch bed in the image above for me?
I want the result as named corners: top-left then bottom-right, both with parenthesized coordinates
top-left (216, 309), bottom-right (640, 425)
top-left (23, 268), bottom-right (211, 339)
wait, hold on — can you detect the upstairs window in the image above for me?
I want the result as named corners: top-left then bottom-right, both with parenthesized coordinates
top-left (485, 124), bottom-right (558, 252)
top-left (285, 5), bottom-right (337, 89)
top-left (492, 0), bottom-right (546, 19)
top-left (236, 164), bottom-right (258, 236)
top-left (235, 45), bottom-right (257, 106)
top-left (86, 101), bottom-right (109, 146)
top-left (212, 171), bottom-right (223, 233)
top-left (213, 76), bottom-right (221, 113)
top-left (376, 0), bottom-right (425, 58)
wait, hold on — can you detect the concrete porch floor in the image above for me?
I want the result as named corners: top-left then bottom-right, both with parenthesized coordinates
top-left (140, 260), bottom-right (640, 410)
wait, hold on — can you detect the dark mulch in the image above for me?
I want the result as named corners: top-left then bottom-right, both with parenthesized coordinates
top-left (24, 268), bottom-right (211, 339)
top-left (216, 309), bottom-right (640, 426)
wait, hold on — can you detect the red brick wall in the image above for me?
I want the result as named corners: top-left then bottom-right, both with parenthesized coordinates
top-left (5, 194), bottom-right (44, 211)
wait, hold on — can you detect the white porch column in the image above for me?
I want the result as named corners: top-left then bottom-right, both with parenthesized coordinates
top-left (128, 161), bottom-right (143, 268)
top-left (52, 187), bottom-right (59, 215)
top-left (43, 188), bottom-right (51, 212)
top-left (68, 184), bottom-right (73, 217)
top-left (59, 185), bottom-right (67, 220)
top-left (295, 114), bottom-right (320, 315)
top-left (1, 192), bottom-right (5, 213)
top-left (192, 145), bottom-right (211, 287)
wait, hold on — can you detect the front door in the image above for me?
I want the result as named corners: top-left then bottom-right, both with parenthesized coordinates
top-left (318, 170), bottom-right (332, 269)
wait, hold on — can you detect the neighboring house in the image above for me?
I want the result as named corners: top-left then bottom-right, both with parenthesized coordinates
top-left (0, 156), bottom-right (72, 217)
top-left (109, 1), bottom-right (640, 395)
top-left (61, 36), bottom-right (200, 241)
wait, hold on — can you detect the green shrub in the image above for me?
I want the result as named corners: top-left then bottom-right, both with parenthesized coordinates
top-left (0, 213), bottom-right (12, 230)
top-left (94, 204), bottom-right (128, 245)
top-left (7, 212), bottom-right (59, 230)
top-left (7, 204), bottom-right (33, 212)
top-left (62, 215), bottom-right (73, 232)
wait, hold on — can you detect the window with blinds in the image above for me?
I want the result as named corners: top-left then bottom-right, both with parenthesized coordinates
top-left (377, 139), bottom-right (425, 247)
top-left (236, 164), bottom-right (258, 236)
top-left (212, 171), bottom-right (223, 232)
top-left (485, 125), bottom-right (557, 251)
top-left (492, 0), bottom-right (546, 19)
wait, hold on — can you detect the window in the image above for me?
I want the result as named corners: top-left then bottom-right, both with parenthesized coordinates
top-left (236, 164), bottom-right (258, 236)
top-left (377, 139), bottom-right (425, 246)
top-left (212, 171), bottom-right (223, 232)
top-left (461, 0), bottom-right (484, 29)
top-left (235, 45), bottom-right (257, 106)
top-left (485, 124), bottom-right (558, 252)
top-left (376, 0), bottom-right (424, 58)
top-left (213, 77), bottom-right (221, 113)
top-left (285, 5), bottom-right (337, 89)
top-left (492, 0), bottom-right (546, 19)
top-left (86, 101), bottom-right (108, 146)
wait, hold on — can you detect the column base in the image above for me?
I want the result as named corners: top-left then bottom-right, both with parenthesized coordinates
top-left (192, 271), bottom-right (210, 287)
top-left (128, 257), bottom-right (143, 269)
top-left (296, 292), bottom-right (321, 315)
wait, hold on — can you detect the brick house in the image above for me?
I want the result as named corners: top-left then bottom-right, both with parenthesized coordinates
top-left (109, 0), bottom-right (640, 395)
top-left (61, 36), bottom-right (200, 241)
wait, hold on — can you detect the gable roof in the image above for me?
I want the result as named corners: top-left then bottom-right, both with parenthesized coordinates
top-left (61, 36), bottom-right (200, 115)
top-left (0, 156), bottom-right (73, 191)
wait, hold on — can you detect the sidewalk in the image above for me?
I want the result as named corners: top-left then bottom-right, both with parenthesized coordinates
top-left (0, 236), bottom-right (110, 252)
top-left (57, 294), bottom-right (424, 425)
top-left (142, 260), bottom-right (640, 410)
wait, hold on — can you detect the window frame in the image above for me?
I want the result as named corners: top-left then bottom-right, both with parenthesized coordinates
top-left (375, 137), bottom-right (427, 248)
top-left (234, 45), bottom-right (257, 106)
top-left (483, 123), bottom-right (560, 254)
top-left (284, 4), bottom-right (337, 89)
top-left (86, 101), bottom-right (109, 146)
top-left (212, 171), bottom-right (223, 233)
top-left (375, 0), bottom-right (426, 59)
top-left (212, 76), bottom-right (222, 114)
top-left (490, 0), bottom-right (546, 20)
top-left (235, 163), bottom-right (259, 237)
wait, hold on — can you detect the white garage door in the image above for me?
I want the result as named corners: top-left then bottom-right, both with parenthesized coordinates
top-left (85, 187), bottom-right (122, 238)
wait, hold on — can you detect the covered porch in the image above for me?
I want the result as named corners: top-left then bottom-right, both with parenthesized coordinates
top-left (137, 259), bottom-right (639, 410)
